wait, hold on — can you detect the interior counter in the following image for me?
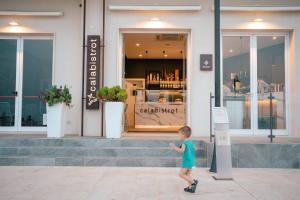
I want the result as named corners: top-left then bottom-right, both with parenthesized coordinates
top-left (134, 102), bottom-right (185, 128)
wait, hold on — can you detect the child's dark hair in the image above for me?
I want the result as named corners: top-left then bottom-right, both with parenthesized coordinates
top-left (179, 126), bottom-right (191, 138)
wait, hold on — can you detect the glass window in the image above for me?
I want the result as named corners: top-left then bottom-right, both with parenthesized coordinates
top-left (222, 36), bottom-right (251, 129)
top-left (222, 34), bottom-right (287, 133)
top-left (257, 36), bottom-right (286, 129)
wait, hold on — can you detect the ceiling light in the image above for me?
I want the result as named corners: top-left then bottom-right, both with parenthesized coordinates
top-left (9, 21), bottom-right (20, 26)
top-left (229, 49), bottom-right (234, 53)
top-left (138, 54), bottom-right (143, 57)
top-left (272, 36), bottom-right (277, 40)
top-left (136, 43), bottom-right (140, 47)
top-left (151, 17), bottom-right (160, 21)
top-left (164, 54), bottom-right (168, 58)
top-left (253, 18), bottom-right (263, 22)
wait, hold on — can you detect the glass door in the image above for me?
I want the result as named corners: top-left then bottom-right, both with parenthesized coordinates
top-left (222, 36), bottom-right (252, 133)
top-left (0, 36), bottom-right (53, 132)
top-left (0, 38), bottom-right (19, 130)
top-left (21, 39), bottom-right (53, 129)
top-left (256, 36), bottom-right (287, 135)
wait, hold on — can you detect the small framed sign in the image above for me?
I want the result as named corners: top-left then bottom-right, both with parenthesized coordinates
top-left (200, 54), bottom-right (213, 71)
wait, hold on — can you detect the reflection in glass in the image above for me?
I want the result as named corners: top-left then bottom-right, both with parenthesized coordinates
top-left (0, 39), bottom-right (17, 126)
top-left (257, 36), bottom-right (286, 129)
top-left (222, 36), bottom-right (251, 129)
top-left (22, 40), bottom-right (53, 127)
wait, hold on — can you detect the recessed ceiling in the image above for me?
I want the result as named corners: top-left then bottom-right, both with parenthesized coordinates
top-left (124, 33), bottom-right (186, 59)
top-left (223, 36), bottom-right (285, 59)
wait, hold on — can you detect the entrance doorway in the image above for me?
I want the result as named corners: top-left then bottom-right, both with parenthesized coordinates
top-left (122, 33), bottom-right (188, 132)
top-left (0, 36), bottom-right (53, 132)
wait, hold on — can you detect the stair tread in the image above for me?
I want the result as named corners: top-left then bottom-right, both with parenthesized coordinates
top-left (0, 156), bottom-right (205, 160)
top-left (0, 146), bottom-right (204, 149)
top-left (0, 138), bottom-right (208, 167)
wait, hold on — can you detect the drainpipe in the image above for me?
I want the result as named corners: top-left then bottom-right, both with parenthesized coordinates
top-left (214, 0), bottom-right (221, 107)
top-left (81, 0), bottom-right (86, 137)
top-left (101, 0), bottom-right (106, 137)
top-left (209, 0), bottom-right (220, 173)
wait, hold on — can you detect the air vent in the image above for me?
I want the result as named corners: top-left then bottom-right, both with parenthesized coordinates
top-left (156, 34), bottom-right (184, 41)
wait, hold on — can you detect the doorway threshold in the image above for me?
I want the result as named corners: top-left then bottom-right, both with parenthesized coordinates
top-left (122, 132), bottom-right (178, 139)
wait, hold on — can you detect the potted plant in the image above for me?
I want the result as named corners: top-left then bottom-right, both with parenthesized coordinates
top-left (40, 85), bottom-right (72, 138)
top-left (97, 85), bottom-right (127, 138)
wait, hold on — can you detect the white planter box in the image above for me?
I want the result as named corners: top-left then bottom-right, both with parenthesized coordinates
top-left (46, 103), bottom-right (65, 138)
top-left (105, 102), bottom-right (124, 138)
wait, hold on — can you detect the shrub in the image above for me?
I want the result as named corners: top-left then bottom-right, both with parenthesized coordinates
top-left (40, 85), bottom-right (72, 107)
top-left (96, 85), bottom-right (127, 102)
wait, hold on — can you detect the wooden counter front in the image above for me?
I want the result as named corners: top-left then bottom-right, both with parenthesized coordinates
top-left (134, 102), bottom-right (186, 128)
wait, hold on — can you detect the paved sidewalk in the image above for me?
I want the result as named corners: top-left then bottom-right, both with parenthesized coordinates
top-left (0, 167), bottom-right (299, 200)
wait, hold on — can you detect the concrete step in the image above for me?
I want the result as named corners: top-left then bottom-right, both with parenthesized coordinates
top-left (0, 138), bottom-right (206, 148)
top-left (0, 147), bottom-right (206, 158)
top-left (0, 156), bottom-right (207, 167)
top-left (0, 138), bottom-right (208, 167)
top-left (0, 137), bottom-right (299, 168)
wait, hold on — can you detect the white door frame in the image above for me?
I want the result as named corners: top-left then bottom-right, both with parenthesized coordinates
top-left (0, 35), bottom-right (54, 133)
top-left (118, 28), bottom-right (192, 128)
top-left (221, 32), bottom-right (290, 136)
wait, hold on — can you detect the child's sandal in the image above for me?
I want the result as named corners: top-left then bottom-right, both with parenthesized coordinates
top-left (184, 186), bottom-right (195, 193)
top-left (192, 179), bottom-right (198, 186)
top-left (192, 179), bottom-right (198, 191)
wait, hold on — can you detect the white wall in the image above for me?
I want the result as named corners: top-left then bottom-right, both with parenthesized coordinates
top-left (104, 0), bottom-right (300, 136)
top-left (0, 0), bottom-right (299, 137)
top-left (0, 0), bottom-right (83, 135)
top-left (104, 0), bottom-right (215, 136)
top-left (83, 0), bottom-right (104, 136)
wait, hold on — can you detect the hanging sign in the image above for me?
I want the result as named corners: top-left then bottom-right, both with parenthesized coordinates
top-left (200, 54), bottom-right (213, 71)
top-left (86, 35), bottom-right (100, 109)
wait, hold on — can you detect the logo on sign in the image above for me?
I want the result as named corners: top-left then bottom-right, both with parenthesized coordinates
top-left (200, 54), bottom-right (213, 71)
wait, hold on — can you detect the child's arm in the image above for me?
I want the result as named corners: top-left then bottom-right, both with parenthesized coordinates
top-left (169, 143), bottom-right (185, 153)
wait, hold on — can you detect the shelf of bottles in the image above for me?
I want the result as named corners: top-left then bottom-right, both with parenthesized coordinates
top-left (146, 68), bottom-right (186, 90)
top-left (159, 81), bottom-right (185, 89)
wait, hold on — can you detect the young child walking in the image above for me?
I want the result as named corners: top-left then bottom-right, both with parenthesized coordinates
top-left (169, 126), bottom-right (198, 193)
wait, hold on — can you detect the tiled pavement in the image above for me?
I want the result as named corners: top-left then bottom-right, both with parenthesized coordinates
top-left (0, 167), bottom-right (299, 200)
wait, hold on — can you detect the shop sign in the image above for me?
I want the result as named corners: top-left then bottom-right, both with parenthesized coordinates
top-left (135, 103), bottom-right (185, 127)
top-left (200, 54), bottom-right (213, 71)
top-left (86, 35), bottom-right (100, 109)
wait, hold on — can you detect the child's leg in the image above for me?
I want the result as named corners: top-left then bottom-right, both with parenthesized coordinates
top-left (186, 169), bottom-right (193, 181)
top-left (179, 168), bottom-right (193, 187)
top-left (186, 169), bottom-right (197, 184)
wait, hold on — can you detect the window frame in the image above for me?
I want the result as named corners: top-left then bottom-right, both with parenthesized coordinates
top-left (0, 35), bottom-right (54, 133)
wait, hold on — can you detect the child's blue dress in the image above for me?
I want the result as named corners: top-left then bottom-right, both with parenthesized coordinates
top-left (182, 140), bottom-right (195, 168)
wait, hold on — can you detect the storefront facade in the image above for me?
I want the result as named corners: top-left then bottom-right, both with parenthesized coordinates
top-left (0, 0), bottom-right (299, 137)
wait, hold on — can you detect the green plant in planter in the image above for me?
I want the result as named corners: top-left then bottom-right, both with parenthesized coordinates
top-left (40, 85), bottom-right (72, 107)
top-left (96, 85), bottom-right (127, 102)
